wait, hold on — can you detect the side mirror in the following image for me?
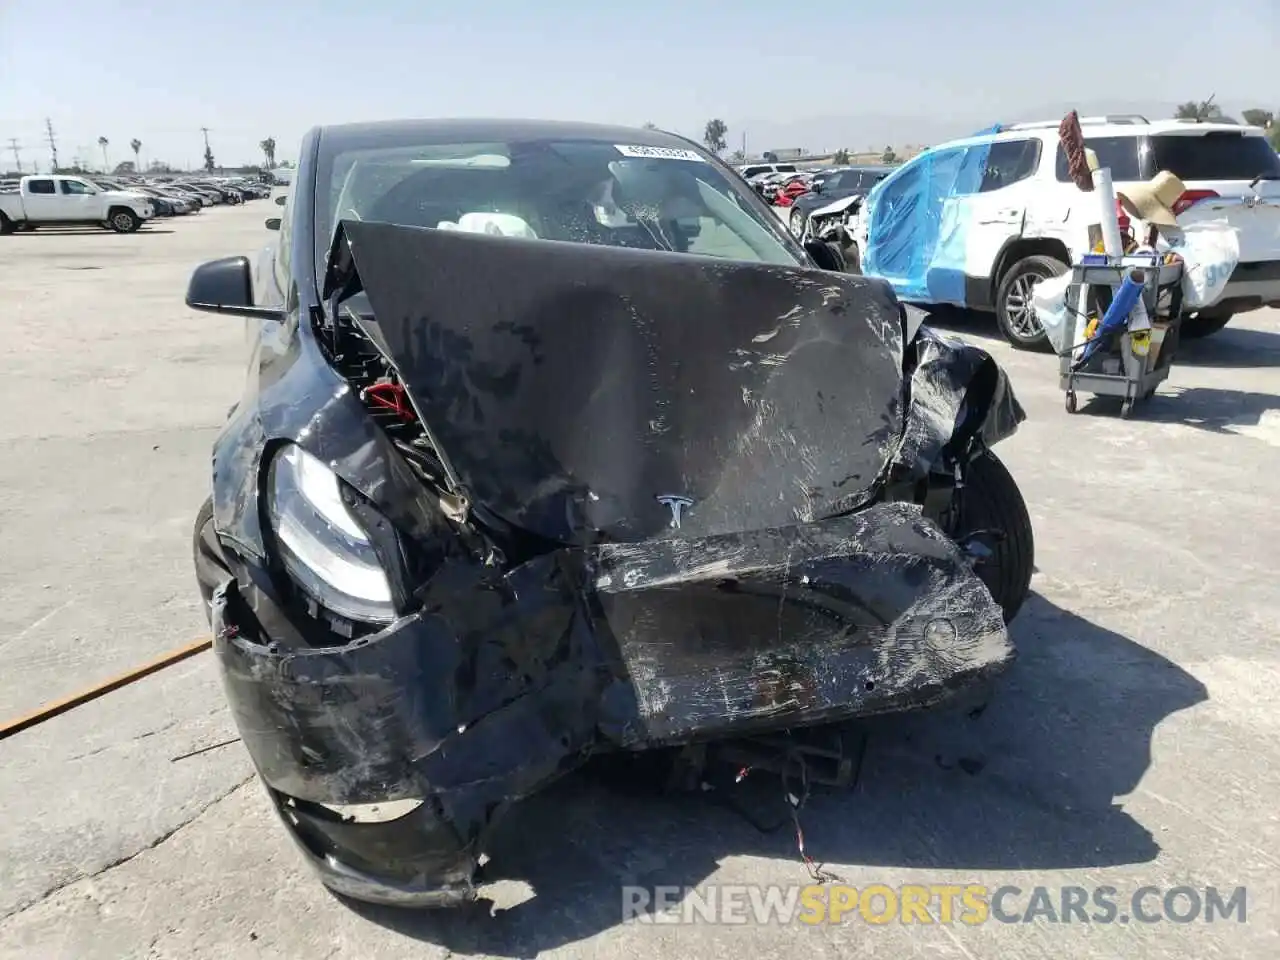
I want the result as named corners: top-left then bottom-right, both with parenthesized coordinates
top-left (186, 256), bottom-right (283, 319)
top-left (274, 194), bottom-right (287, 207)
top-left (809, 181), bottom-right (823, 193)
top-left (804, 239), bottom-right (847, 273)
top-left (265, 217), bottom-right (281, 231)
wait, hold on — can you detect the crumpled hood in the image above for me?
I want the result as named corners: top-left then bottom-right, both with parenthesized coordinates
top-left (337, 219), bottom-right (911, 545)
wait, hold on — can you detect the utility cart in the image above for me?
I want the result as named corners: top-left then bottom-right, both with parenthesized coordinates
top-left (1060, 255), bottom-right (1185, 419)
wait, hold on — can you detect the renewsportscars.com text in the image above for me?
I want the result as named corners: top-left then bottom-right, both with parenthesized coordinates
top-left (622, 884), bottom-right (1247, 926)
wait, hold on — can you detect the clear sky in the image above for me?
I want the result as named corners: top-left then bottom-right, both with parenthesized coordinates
top-left (1, 0), bottom-right (1275, 172)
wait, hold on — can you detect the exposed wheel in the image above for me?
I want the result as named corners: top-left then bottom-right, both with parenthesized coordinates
top-left (1181, 312), bottom-right (1232, 339)
top-left (1065, 390), bottom-right (1077, 414)
top-left (790, 207), bottom-right (807, 237)
top-left (995, 254), bottom-right (1068, 350)
top-left (938, 450), bottom-right (1035, 624)
top-left (108, 207), bottom-right (141, 233)
top-left (0, 212), bottom-right (13, 235)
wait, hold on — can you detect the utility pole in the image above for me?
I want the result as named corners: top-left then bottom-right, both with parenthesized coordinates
top-left (45, 118), bottom-right (59, 172)
top-left (7, 139), bottom-right (20, 172)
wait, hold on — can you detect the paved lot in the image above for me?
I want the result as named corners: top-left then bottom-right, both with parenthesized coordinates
top-left (1, 201), bottom-right (1278, 959)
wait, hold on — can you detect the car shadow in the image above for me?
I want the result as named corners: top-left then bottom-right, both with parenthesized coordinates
top-left (1175, 325), bottom-right (1280, 369)
top-left (345, 592), bottom-right (1207, 956)
top-left (1075, 386), bottom-right (1280, 433)
top-left (13, 227), bottom-right (175, 236)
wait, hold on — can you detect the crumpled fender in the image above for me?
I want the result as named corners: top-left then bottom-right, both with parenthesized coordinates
top-left (889, 324), bottom-right (1026, 480)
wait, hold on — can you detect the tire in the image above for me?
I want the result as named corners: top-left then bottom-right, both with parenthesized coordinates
top-left (0, 212), bottom-right (13, 235)
top-left (108, 207), bottom-right (141, 233)
top-left (1181, 312), bottom-right (1232, 339)
top-left (995, 254), bottom-right (1068, 350)
top-left (939, 450), bottom-right (1034, 624)
top-left (790, 207), bottom-right (807, 237)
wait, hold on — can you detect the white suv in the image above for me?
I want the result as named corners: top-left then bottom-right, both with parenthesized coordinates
top-left (737, 162), bottom-right (798, 180)
top-left (850, 115), bottom-right (1280, 347)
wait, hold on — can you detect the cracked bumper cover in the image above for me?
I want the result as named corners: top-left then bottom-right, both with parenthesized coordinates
top-left (208, 502), bottom-right (1013, 906)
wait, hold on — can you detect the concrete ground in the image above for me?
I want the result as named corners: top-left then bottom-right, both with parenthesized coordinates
top-left (1, 201), bottom-right (1278, 959)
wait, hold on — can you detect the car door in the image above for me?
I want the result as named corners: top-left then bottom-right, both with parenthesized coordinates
top-left (960, 137), bottom-right (1045, 283)
top-left (923, 145), bottom-right (990, 303)
top-left (21, 178), bottom-right (62, 219)
top-left (58, 178), bottom-right (102, 221)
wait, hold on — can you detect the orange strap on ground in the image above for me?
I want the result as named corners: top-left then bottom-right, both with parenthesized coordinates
top-left (0, 638), bottom-right (212, 742)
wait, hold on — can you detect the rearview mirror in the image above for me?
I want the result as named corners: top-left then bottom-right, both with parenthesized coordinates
top-left (186, 256), bottom-right (284, 319)
top-left (275, 194), bottom-right (287, 206)
top-left (804, 239), bottom-right (847, 272)
top-left (265, 217), bottom-right (281, 231)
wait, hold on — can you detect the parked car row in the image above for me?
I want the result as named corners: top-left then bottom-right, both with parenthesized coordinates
top-left (0, 173), bottom-right (271, 233)
top-left (733, 164), bottom-right (894, 248)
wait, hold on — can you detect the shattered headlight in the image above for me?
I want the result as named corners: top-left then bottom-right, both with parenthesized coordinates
top-left (267, 444), bottom-right (396, 624)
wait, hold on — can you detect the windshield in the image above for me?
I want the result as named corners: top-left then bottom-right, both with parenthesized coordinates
top-left (316, 136), bottom-right (804, 280)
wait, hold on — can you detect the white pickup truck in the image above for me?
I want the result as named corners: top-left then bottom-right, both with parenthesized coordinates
top-left (0, 175), bottom-right (154, 234)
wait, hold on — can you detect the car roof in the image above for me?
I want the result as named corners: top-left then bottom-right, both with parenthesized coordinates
top-left (317, 118), bottom-right (705, 153)
top-left (933, 117), bottom-right (1266, 152)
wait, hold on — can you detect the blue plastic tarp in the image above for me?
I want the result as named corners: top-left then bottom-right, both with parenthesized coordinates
top-left (861, 138), bottom-right (995, 306)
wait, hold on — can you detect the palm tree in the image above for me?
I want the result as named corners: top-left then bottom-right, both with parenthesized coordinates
top-left (130, 138), bottom-right (142, 170)
top-left (259, 137), bottom-right (277, 169)
top-left (97, 136), bottom-right (110, 172)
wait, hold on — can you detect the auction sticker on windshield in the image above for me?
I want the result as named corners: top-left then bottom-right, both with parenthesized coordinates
top-left (614, 145), bottom-right (707, 161)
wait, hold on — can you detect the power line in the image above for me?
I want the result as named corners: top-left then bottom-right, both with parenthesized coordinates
top-left (6, 138), bottom-right (20, 172)
top-left (45, 118), bottom-right (58, 172)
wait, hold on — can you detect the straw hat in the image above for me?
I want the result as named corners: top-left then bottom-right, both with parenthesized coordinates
top-left (1117, 171), bottom-right (1188, 227)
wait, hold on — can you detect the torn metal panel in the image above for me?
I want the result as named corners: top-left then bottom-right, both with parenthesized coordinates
top-left (890, 326), bottom-right (1027, 480)
top-left (594, 501), bottom-right (1012, 745)
top-left (339, 219), bottom-right (909, 544)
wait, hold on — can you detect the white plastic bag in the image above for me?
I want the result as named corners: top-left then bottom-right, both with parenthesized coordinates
top-left (1160, 222), bottom-right (1239, 309)
top-left (436, 212), bottom-right (538, 239)
top-left (1031, 271), bottom-right (1074, 355)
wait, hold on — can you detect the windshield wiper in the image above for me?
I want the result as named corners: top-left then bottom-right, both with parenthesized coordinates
top-left (1249, 172), bottom-right (1280, 188)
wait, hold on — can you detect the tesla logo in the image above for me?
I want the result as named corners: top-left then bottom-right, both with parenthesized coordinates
top-left (656, 495), bottom-right (694, 529)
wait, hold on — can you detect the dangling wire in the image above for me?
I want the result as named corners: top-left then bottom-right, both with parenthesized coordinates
top-left (781, 747), bottom-right (844, 885)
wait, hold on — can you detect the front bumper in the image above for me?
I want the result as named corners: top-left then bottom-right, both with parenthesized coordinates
top-left (206, 501), bottom-right (1012, 906)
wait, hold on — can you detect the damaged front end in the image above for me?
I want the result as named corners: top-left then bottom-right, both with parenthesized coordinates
top-left (198, 221), bottom-right (1027, 906)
